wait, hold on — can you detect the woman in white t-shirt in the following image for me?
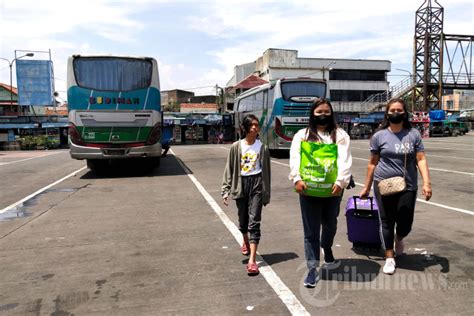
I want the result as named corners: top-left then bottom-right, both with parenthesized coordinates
top-left (289, 98), bottom-right (352, 288)
top-left (222, 114), bottom-right (271, 276)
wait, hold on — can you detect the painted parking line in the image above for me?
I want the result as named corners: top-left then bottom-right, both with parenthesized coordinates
top-left (0, 151), bottom-right (66, 166)
top-left (351, 157), bottom-right (474, 176)
top-left (422, 145), bottom-right (474, 151)
top-left (172, 149), bottom-right (310, 316)
top-left (421, 154), bottom-right (472, 161)
top-left (0, 166), bottom-right (88, 214)
top-left (270, 156), bottom-right (474, 216)
top-left (351, 181), bottom-right (474, 216)
top-left (219, 147), bottom-right (473, 215)
top-left (351, 146), bottom-right (474, 158)
top-left (422, 139), bottom-right (474, 145)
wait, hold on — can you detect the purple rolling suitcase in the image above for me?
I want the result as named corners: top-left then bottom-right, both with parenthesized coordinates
top-left (345, 196), bottom-right (382, 248)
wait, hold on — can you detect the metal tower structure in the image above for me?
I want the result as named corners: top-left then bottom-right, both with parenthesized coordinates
top-left (413, 0), bottom-right (474, 111)
top-left (413, 0), bottom-right (444, 110)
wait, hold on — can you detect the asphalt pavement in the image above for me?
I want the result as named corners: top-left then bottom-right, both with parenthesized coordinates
top-left (0, 134), bottom-right (472, 315)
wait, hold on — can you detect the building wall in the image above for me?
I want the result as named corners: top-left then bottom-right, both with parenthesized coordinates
top-left (227, 48), bottom-right (391, 112)
top-left (180, 104), bottom-right (218, 113)
top-left (226, 62), bottom-right (256, 87)
top-left (442, 90), bottom-right (474, 111)
top-left (162, 90), bottom-right (195, 105)
top-left (0, 87), bottom-right (18, 102)
top-left (190, 95), bottom-right (217, 103)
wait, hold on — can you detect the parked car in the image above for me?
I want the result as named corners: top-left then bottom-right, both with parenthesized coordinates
top-left (430, 121), bottom-right (452, 137)
top-left (457, 120), bottom-right (471, 134)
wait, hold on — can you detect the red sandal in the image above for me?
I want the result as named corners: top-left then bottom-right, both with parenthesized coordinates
top-left (247, 262), bottom-right (259, 275)
top-left (241, 242), bottom-right (250, 256)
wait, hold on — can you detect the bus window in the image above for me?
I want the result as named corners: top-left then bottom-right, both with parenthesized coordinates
top-left (73, 57), bottom-right (152, 91)
top-left (281, 81), bottom-right (326, 101)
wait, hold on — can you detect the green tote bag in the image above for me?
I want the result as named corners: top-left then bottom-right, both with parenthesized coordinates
top-left (299, 141), bottom-right (338, 197)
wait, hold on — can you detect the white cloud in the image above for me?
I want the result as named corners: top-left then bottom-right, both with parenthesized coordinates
top-left (0, 0), bottom-right (472, 100)
top-left (189, 0), bottom-right (472, 86)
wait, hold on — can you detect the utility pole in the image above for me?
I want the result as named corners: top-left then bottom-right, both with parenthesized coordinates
top-left (215, 84), bottom-right (225, 113)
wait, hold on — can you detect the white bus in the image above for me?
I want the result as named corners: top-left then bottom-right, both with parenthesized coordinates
top-left (234, 77), bottom-right (328, 153)
top-left (67, 55), bottom-right (162, 170)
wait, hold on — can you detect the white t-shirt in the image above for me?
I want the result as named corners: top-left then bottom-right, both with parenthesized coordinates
top-left (240, 139), bottom-right (262, 176)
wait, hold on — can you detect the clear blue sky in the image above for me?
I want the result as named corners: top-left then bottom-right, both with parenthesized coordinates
top-left (0, 0), bottom-right (472, 102)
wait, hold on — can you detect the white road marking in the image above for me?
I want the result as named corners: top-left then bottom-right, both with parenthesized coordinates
top-left (352, 181), bottom-right (474, 216)
top-left (0, 151), bottom-right (66, 166)
top-left (172, 149), bottom-right (310, 316)
top-left (352, 157), bottom-right (473, 176)
top-left (271, 160), bottom-right (291, 167)
top-left (427, 168), bottom-right (473, 176)
top-left (423, 139), bottom-right (474, 145)
top-left (422, 154), bottom-right (473, 161)
top-left (214, 146), bottom-right (473, 215)
top-left (0, 166), bottom-right (87, 214)
top-left (260, 156), bottom-right (474, 216)
top-left (422, 145), bottom-right (474, 151)
top-left (352, 145), bottom-right (474, 152)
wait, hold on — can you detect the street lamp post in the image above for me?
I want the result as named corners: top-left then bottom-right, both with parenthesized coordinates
top-left (322, 61), bottom-right (337, 81)
top-left (0, 53), bottom-right (34, 112)
top-left (396, 68), bottom-right (414, 81)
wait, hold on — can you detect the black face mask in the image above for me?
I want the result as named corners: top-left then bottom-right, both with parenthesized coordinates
top-left (313, 114), bottom-right (331, 126)
top-left (387, 112), bottom-right (405, 124)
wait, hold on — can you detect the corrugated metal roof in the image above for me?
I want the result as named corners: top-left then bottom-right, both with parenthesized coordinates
top-left (233, 74), bottom-right (268, 90)
top-left (42, 122), bottom-right (69, 128)
top-left (180, 103), bottom-right (218, 109)
top-left (0, 83), bottom-right (18, 94)
top-left (0, 123), bottom-right (37, 129)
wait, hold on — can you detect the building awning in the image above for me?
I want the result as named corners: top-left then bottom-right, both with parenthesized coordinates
top-left (351, 118), bottom-right (376, 124)
top-left (0, 123), bottom-right (38, 129)
top-left (42, 122), bottom-right (69, 128)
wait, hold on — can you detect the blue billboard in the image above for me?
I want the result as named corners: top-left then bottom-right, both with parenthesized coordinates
top-left (16, 60), bottom-right (54, 106)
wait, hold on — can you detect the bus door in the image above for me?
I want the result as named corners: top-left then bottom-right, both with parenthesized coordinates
top-left (262, 90), bottom-right (269, 144)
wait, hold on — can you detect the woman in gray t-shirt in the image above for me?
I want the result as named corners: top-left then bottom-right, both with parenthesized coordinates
top-left (360, 98), bottom-right (432, 275)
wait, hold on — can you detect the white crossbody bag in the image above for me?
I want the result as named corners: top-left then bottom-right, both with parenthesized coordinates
top-left (378, 152), bottom-right (407, 196)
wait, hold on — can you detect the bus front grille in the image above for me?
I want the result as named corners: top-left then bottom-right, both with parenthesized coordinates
top-left (282, 105), bottom-right (311, 116)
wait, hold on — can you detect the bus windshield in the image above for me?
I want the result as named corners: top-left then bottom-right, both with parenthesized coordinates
top-left (281, 81), bottom-right (326, 101)
top-left (73, 57), bottom-right (152, 91)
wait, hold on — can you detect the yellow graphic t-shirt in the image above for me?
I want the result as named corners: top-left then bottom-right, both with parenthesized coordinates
top-left (240, 139), bottom-right (262, 176)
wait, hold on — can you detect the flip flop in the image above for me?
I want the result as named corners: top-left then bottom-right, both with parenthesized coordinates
top-left (247, 262), bottom-right (259, 275)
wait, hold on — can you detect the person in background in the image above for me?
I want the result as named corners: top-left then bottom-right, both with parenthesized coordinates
top-left (221, 114), bottom-right (271, 276)
top-left (161, 138), bottom-right (171, 157)
top-left (218, 130), bottom-right (224, 144)
top-left (209, 126), bottom-right (217, 144)
top-left (289, 98), bottom-right (352, 288)
top-left (359, 98), bottom-right (432, 275)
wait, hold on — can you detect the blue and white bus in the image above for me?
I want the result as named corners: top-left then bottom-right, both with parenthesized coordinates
top-left (234, 77), bottom-right (328, 152)
top-left (67, 55), bottom-right (162, 170)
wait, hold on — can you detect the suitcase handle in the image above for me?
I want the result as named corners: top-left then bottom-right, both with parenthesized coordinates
top-left (353, 209), bottom-right (375, 219)
top-left (352, 195), bottom-right (374, 211)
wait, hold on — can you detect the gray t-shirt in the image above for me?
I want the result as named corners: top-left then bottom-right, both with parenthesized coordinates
top-left (370, 128), bottom-right (424, 191)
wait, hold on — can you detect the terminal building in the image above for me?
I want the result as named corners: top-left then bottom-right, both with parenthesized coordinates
top-left (225, 48), bottom-right (391, 113)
